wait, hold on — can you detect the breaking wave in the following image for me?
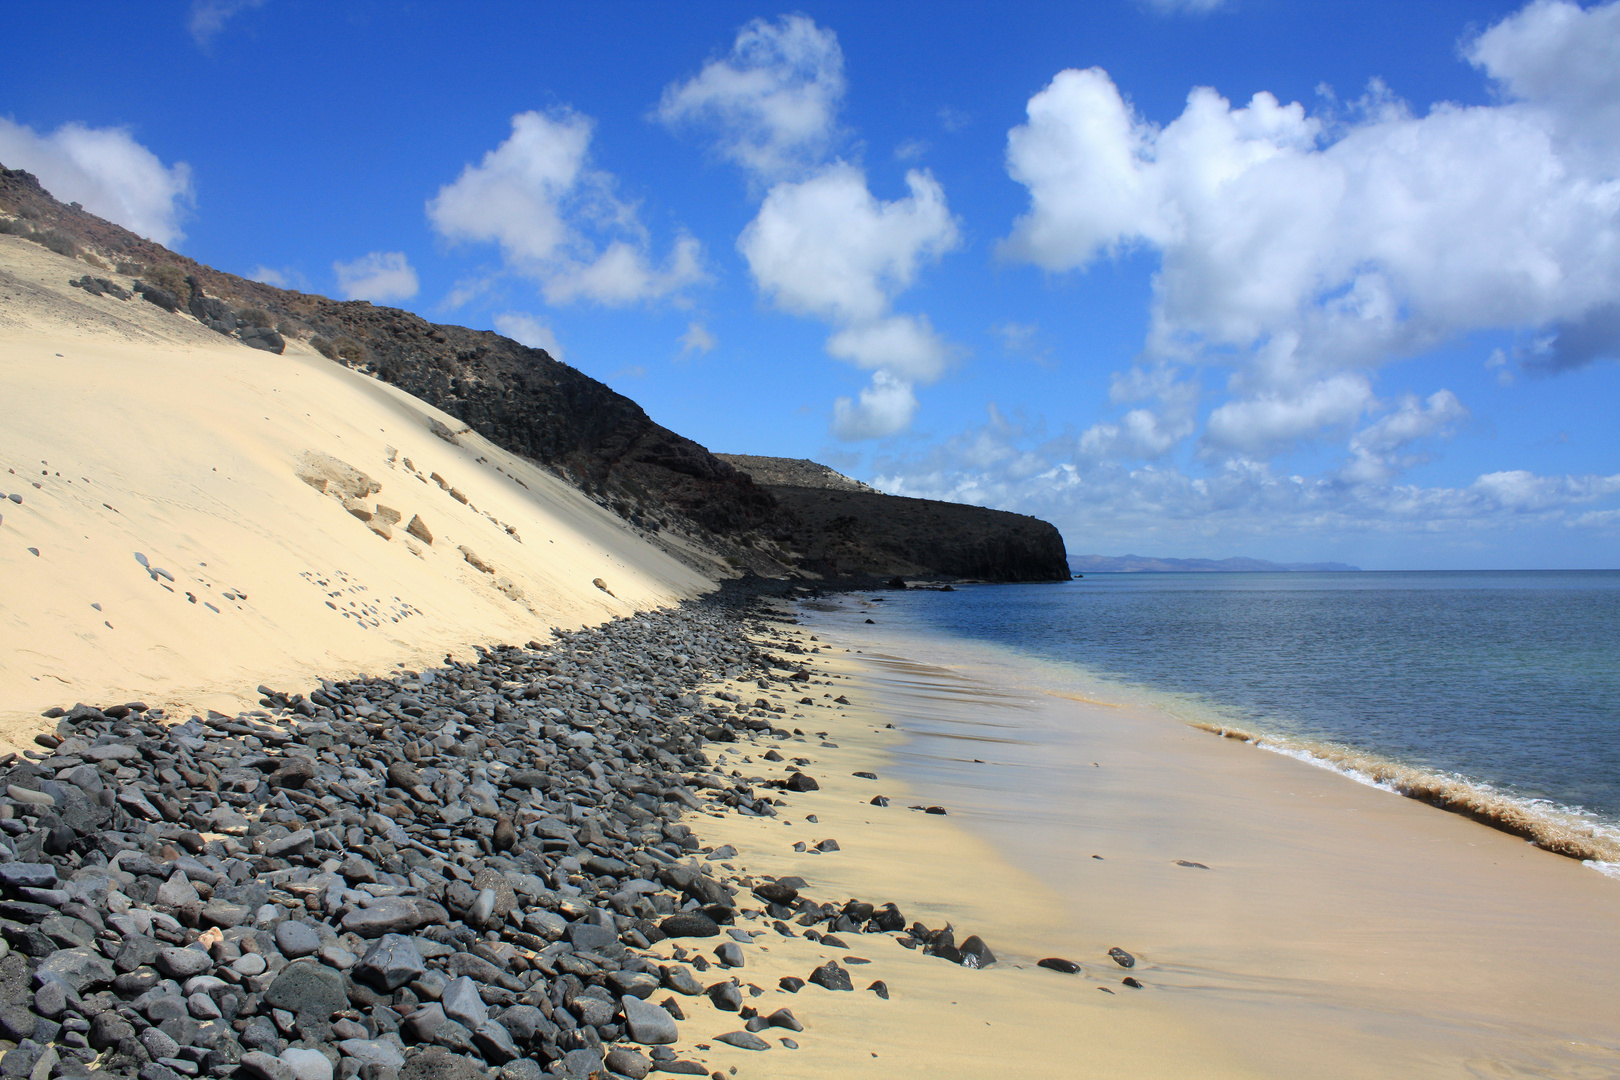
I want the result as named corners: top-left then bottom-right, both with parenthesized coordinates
top-left (1188, 719), bottom-right (1620, 867)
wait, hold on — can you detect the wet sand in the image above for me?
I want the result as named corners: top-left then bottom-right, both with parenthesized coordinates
top-left (765, 598), bottom-right (1620, 1078)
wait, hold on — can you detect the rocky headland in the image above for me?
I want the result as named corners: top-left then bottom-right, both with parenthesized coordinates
top-left (714, 458), bottom-right (1068, 583)
top-left (0, 166), bottom-right (1066, 586)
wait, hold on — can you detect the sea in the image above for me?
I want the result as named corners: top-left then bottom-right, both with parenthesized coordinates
top-left (810, 570), bottom-right (1620, 874)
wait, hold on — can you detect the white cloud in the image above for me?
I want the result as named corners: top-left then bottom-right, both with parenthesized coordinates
top-left (1080, 407), bottom-right (1193, 461)
top-left (739, 162), bottom-right (960, 439)
top-left (247, 266), bottom-right (290, 288)
top-left (655, 14), bottom-right (845, 182)
top-left (669, 14), bottom-right (962, 441)
top-left (0, 118), bottom-right (192, 246)
top-left (998, 0), bottom-right (1620, 463)
top-left (492, 312), bottom-right (562, 359)
top-left (188, 0), bottom-right (266, 47)
top-left (739, 164), bottom-right (958, 325)
top-left (427, 109), bottom-right (705, 306)
top-left (333, 251), bottom-right (419, 303)
top-left (832, 371), bottom-right (919, 440)
top-left (1467, 0), bottom-right (1620, 155)
top-left (1340, 389), bottom-right (1468, 484)
top-left (679, 320), bottom-right (716, 357)
top-left (871, 403), bottom-right (1620, 560)
top-left (825, 314), bottom-right (952, 383)
top-left (247, 265), bottom-right (308, 290)
top-left (1204, 374), bottom-right (1375, 455)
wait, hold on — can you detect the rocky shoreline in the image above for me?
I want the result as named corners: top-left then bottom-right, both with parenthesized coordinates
top-left (0, 586), bottom-right (1054, 1080)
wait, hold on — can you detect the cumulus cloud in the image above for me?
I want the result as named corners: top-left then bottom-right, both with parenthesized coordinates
top-left (996, 0), bottom-right (1620, 471)
top-left (492, 312), bottom-right (563, 358)
top-left (333, 251), bottom-right (419, 303)
top-left (1204, 374), bottom-right (1375, 456)
top-left (871, 402), bottom-right (1620, 559)
top-left (654, 14), bottom-right (845, 182)
top-left (825, 314), bottom-right (952, 383)
top-left (739, 164), bottom-right (957, 324)
top-left (832, 371), bottom-right (919, 441)
top-left (737, 162), bottom-right (960, 437)
top-left (1339, 389), bottom-right (1468, 484)
top-left (679, 321), bottom-right (716, 357)
top-left (665, 15), bottom-right (962, 441)
top-left (427, 109), bottom-right (705, 306)
top-left (0, 118), bottom-right (192, 246)
top-left (188, 0), bottom-right (266, 47)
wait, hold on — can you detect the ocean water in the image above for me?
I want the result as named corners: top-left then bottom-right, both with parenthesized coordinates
top-left (842, 570), bottom-right (1620, 865)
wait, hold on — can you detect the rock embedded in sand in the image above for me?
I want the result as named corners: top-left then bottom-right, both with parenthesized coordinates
top-left (808, 962), bottom-right (853, 991)
top-left (1109, 947), bottom-right (1137, 969)
top-left (405, 513), bottom-right (433, 544)
top-left (1038, 957), bottom-right (1081, 974)
top-left (716, 1030), bottom-right (770, 1051)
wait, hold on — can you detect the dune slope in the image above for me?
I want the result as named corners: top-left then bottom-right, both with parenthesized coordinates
top-left (0, 235), bottom-right (713, 742)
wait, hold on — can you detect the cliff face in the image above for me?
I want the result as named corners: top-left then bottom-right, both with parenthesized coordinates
top-left (0, 166), bottom-right (788, 574)
top-left (739, 483), bottom-right (1070, 584)
top-left (0, 164), bottom-right (1070, 584)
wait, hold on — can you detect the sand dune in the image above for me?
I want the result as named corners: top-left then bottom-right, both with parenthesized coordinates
top-left (0, 235), bottom-right (713, 745)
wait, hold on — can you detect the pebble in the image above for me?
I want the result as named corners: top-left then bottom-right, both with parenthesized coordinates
top-left (0, 586), bottom-right (1055, 1080)
top-left (279, 1048), bottom-right (334, 1080)
top-left (274, 920), bottom-right (321, 958)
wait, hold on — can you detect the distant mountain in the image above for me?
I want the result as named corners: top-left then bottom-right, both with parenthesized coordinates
top-left (1069, 554), bottom-right (1361, 573)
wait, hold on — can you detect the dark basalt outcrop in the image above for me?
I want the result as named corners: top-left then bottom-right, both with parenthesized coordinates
top-left (0, 164), bottom-right (1069, 584)
top-left (759, 485), bottom-right (1069, 583)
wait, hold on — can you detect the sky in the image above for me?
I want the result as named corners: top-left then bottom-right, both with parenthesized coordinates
top-left (3, 0), bottom-right (1619, 569)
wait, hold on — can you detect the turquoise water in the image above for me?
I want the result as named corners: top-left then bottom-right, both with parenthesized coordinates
top-left (861, 571), bottom-right (1620, 840)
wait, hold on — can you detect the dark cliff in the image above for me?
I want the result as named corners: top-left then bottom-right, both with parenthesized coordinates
top-left (718, 459), bottom-right (1069, 583)
top-left (0, 164), bottom-right (1070, 584)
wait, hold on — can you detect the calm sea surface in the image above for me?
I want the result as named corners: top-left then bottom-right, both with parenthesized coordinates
top-left (862, 571), bottom-right (1620, 833)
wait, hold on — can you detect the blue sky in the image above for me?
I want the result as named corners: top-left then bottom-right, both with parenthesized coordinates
top-left (4, 0), bottom-right (1619, 569)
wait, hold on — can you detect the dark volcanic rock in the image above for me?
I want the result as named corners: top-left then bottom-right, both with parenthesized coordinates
top-left (659, 913), bottom-right (719, 939)
top-left (1, 164), bottom-right (1070, 581)
top-left (808, 962), bottom-right (853, 991)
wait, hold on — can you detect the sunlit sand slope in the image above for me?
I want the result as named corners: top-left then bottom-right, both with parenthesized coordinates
top-left (0, 236), bottom-right (713, 740)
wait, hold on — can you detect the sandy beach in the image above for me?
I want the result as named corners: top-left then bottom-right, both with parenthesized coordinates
top-left (732, 597), bottom-right (1620, 1078)
top-left (0, 234), bottom-right (711, 745)
top-left (4, 233), bottom-right (1618, 1080)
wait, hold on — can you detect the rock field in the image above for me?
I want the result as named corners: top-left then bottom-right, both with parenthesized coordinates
top-left (0, 589), bottom-right (1030, 1080)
